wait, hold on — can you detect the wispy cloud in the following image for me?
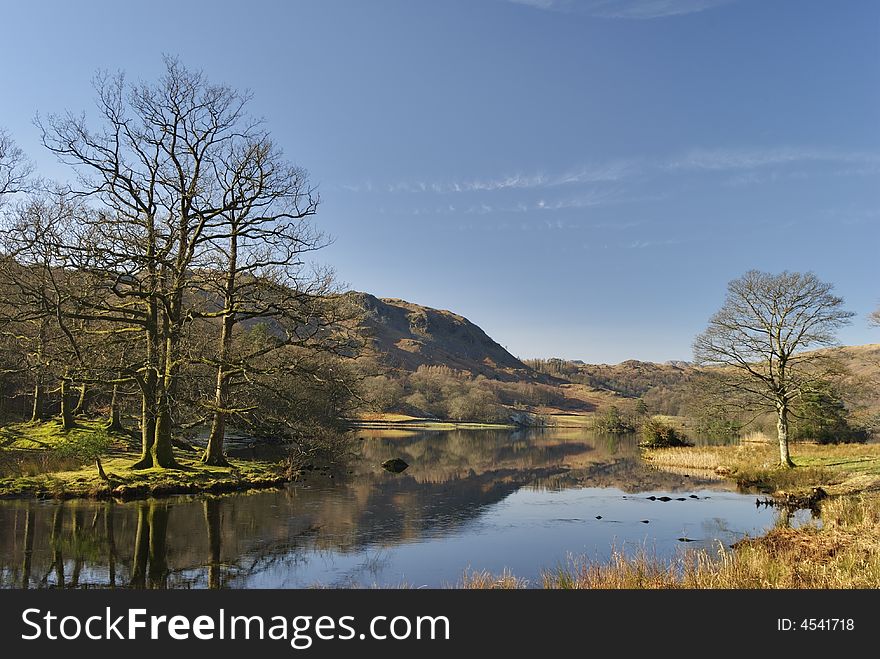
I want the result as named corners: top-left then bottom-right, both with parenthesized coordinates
top-left (335, 145), bottom-right (880, 216)
top-left (503, 0), bottom-right (737, 20)
top-left (666, 146), bottom-right (880, 172)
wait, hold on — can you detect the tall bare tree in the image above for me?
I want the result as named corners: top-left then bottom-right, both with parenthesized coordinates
top-left (193, 139), bottom-right (324, 465)
top-left (693, 270), bottom-right (853, 467)
top-left (37, 57), bottom-right (311, 468)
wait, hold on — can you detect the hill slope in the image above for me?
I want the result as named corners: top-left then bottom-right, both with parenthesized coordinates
top-left (350, 293), bottom-right (534, 381)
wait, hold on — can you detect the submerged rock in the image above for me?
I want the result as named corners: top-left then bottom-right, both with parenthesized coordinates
top-left (381, 458), bottom-right (410, 473)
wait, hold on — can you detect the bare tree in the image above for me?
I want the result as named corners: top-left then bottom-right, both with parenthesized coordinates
top-left (37, 57), bottom-right (297, 468)
top-left (0, 129), bottom-right (32, 203)
top-left (192, 138), bottom-right (323, 465)
top-left (693, 270), bottom-right (854, 467)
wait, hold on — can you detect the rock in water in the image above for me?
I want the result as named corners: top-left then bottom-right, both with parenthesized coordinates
top-left (381, 458), bottom-right (409, 473)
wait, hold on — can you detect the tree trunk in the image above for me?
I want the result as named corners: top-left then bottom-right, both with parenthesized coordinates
top-left (132, 323), bottom-right (159, 469)
top-left (150, 325), bottom-right (179, 469)
top-left (107, 383), bottom-right (124, 432)
top-left (96, 457), bottom-right (109, 481)
top-left (203, 225), bottom-right (238, 467)
top-left (153, 390), bottom-right (178, 468)
top-left (776, 404), bottom-right (795, 468)
top-left (203, 318), bottom-right (233, 467)
top-left (59, 373), bottom-right (74, 430)
top-left (72, 384), bottom-right (87, 416)
top-left (30, 376), bottom-right (44, 423)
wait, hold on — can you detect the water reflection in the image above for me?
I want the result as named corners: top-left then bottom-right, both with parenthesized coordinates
top-left (0, 429), bottom-right (806, 588)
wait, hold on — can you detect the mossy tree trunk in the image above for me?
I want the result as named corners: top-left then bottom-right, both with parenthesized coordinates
top-left (30, 376), bottom-right (44, 423)
top-left (107, 383), bottom-right (124, 432)
top-left (72, 384), bottom-right (87, 415)
top-left (59, 371), bottom-right (74, 430)
top-left (133, 306), bottom-right (159, 469)
top-left (202, 228), bottom-right (237, 468)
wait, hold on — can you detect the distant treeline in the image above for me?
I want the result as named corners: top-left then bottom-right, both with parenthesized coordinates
top-left (361, 364), bottom-right (569, 423)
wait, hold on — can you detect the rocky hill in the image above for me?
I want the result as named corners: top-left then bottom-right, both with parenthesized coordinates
top-left (349, 292), bottom-right (536, 381)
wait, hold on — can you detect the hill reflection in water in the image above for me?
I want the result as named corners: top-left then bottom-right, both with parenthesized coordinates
top-left (0, 429), bottom-right (805, 588)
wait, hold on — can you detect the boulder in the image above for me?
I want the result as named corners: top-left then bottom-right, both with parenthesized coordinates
top-left (381, 458), bottom-right (410, 473)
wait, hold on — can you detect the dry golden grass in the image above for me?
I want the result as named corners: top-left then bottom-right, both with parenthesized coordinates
top-left (459, 569), bottom-right (529, 589)
top-left (644, 442), bottom-right (880, 496)
top-left (741, 430), bottom-right (772, 444)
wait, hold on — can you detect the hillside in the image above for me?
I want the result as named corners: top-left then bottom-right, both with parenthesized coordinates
top-left (350, 292), bottom-right (535, 381)
top-left (347, 291), bottom-right (880, 426)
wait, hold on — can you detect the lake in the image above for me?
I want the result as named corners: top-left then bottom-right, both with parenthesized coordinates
top-left (0, 428), bottom-right (812, 588)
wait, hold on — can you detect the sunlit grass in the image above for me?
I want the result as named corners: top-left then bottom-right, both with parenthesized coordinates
top-left (0, 419), bottom-right (287, 498)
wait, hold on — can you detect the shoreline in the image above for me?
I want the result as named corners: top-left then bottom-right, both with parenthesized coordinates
top-left (0, 420), bottom-right (293, 501)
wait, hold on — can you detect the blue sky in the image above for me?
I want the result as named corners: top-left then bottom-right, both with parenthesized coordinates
top-left (1, 0), bottom-right (878, 362)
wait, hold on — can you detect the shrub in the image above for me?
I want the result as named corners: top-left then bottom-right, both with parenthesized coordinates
top-left (640, 417), bottom-right (691, 448)
top-left (593, 406), bottom-right (635, 433)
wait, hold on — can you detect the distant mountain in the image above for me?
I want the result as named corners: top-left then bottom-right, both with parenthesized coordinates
top-left (349, 293), bottom-right (535, 381)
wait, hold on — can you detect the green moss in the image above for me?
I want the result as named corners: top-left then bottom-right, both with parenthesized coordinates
top-left (0, 420), bottom-right (289, 500)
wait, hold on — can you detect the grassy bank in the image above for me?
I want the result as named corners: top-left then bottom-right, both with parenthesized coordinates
top-left (0, 420), bottom-right (289, 500)
top-left (644, 441), bottom-right (880, 498)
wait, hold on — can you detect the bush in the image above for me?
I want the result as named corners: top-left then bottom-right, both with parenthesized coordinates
top-left (593, 406), bottom-right (635, 433)
top-left (792, 384), bottom-right (869, 444)
top-left (640, 417), bottom-right (691, 448)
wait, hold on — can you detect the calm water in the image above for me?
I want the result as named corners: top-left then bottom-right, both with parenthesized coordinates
top-left (0, 428), bottom-right (811, 588)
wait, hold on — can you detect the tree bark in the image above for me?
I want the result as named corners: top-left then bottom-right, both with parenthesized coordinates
top-left (153, 398), bottom-right (177, 468)
top-left (132, 320), bottom-right (159, 469)
top-left (776, 404), bottom-right (795, 468)
top-left (203, 318), bottom-right (233, 467)
top-left (72, 384), bottom-right (87, 415)
top-left (30, 376), bottom-right (44, 423)
top-left (107, 383), bottom-right (124, 432)
top-left (59, 372), bottom-right (74, 430)
top-left (203, 223), bottom-right (238, 467)
top-left (151, 316), bottom-right (180, 468)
